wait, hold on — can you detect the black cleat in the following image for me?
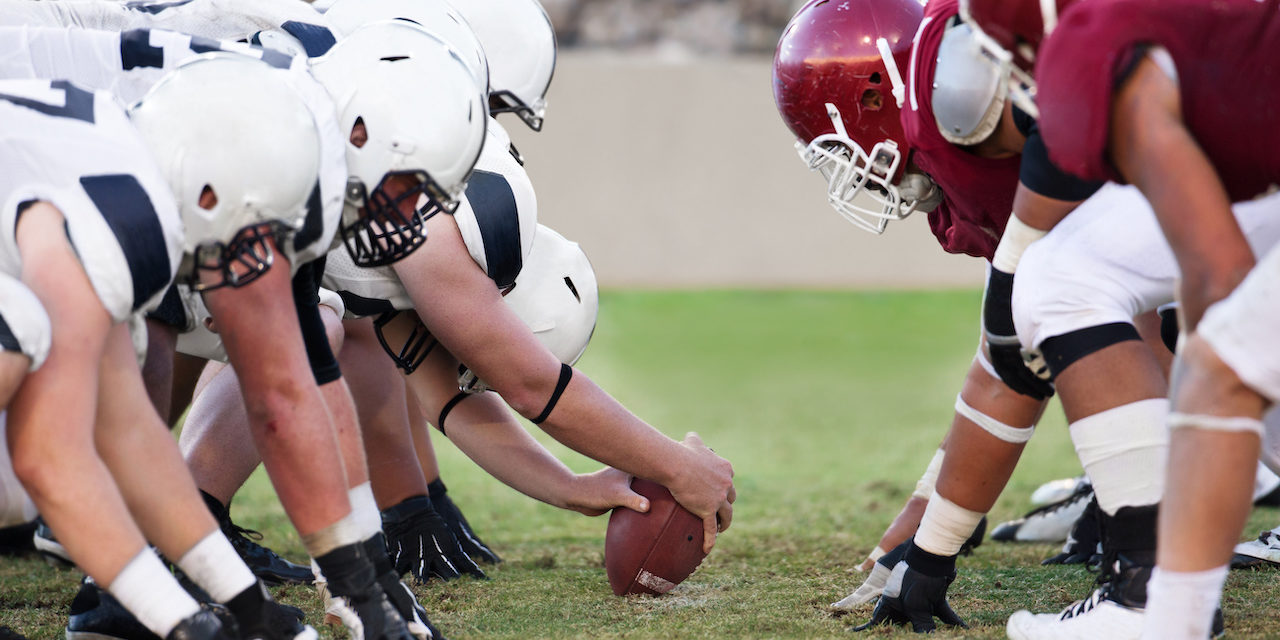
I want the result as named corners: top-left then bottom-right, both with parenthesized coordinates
top-left (0, 520), bottom-right (36, 557)
top-left (200, 491), bottom-right (313, 586)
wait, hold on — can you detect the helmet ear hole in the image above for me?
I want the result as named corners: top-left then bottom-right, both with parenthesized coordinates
top-left (869, 71), bottom-right (882, 84)
top-left (198, 185), bottom-right (218, 210)
top-left (563, 276), bottom-right (580, 302)
top-left (349, 117), bottom-right (368, 148)
top-left (860, 89), bottom-right (883, 111)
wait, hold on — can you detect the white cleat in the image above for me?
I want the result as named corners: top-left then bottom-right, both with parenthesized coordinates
top-left (1006, 589), bottom-right (1144, 640)
top-left (1030, 476), bottom-right (1089, 506)
top-left (1232, 527), bottom-right (1280, 569)
top-left (992, 486), bottom-right (1092, 543)
top-left (831, 561), bottom-right (891, 611)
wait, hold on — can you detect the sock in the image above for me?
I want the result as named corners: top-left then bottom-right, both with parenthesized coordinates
top-left (1141, 565), bottom-right (1227, 640)
top-left (348, 482), bottom-right (382, 541)
top-left (1070, 398), bottom-right (1168, 515)
top-left (176, 530), bottom-right (257, 603)
top-left (107, 548), bottom-right (202, 637)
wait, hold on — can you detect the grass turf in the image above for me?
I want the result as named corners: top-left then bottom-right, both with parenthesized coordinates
top-left (4, 289), bottom-right (1280, 638)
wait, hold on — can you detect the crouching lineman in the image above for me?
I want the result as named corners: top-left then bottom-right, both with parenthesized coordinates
top-left (0, 58), bottom-right (322, 639)
top-left (0, 22), bottom-right (491, 638)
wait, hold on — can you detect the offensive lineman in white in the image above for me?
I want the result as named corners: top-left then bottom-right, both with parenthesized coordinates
top-left (0, 56), bottom-right (329, 639)
top-left (0, 21), bottom-right (489, 639)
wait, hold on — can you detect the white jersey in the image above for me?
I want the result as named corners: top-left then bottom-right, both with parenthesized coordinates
top-left (0, 273), bottom-right (50, 371)
top-left (0, 79), bottom-right (183, 323)
top-left (0, 0), bottom-right (337, 57)
top-left (323, 118), bottom-right (539, 317)
top-left (0, 26), bottom-right (346, 270)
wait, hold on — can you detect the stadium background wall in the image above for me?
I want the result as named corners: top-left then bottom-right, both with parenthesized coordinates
top-left (507, 52), bottom-right (986, 289)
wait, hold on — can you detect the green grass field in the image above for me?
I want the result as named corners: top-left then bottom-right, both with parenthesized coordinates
top-left (4, 290), bottom-right (1280, 638)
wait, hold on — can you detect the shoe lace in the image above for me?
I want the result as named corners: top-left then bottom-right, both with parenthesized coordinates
top-left (1058, 550), bottom-right (1121, 620)
top-left (1023, 484), bottom-right (1094, 519)
top-left (1256, 529), bottom-right (1280, 546)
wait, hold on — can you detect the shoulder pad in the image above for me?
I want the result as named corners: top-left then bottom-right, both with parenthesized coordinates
top-left (932, 21), bottom-right (1006, 146)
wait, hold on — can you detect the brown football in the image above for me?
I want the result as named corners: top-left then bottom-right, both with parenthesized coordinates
top-left (604, 478), bottom-right (708, 596)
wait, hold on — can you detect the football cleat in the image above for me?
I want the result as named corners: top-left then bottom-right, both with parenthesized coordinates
top-left (201, 491), bottom-right (314, 586)
top-left (1029, 476), bottom-right (1089, 507)
top-left (0, 626), bottom-right (27, 640)
top-left (992, 483), bottom-right (1094, 543)
top-left (1231, 527), bottom-right (1280, 570)
top-left (66, 578), bottom-right (239, 640)
top-left (1006, 552), bottom-right (1155, 640)
top-left (1041, 496), bottom-right (1102, 566)
top-left (311, 543), bottom-right (417, 640)
top-left (33, 517), bottom-right (74, 569)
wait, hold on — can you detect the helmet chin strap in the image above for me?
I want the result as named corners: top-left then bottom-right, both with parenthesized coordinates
top-left (875, 38), bottom-right (907, 109)
top-left (824, 102), bottom-right (851, 139)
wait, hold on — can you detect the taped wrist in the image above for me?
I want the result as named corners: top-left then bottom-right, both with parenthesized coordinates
top-left (955, 394), bottom-right (1035, 443)
top-left (532, 363), bottom-right (573, 424)
top-left (912, 449), bottom-right (946, 500)
top-left (904, 540), bottom-right (957, 578)
top-left (301, 511), bottom-right (365, 558)
top-left (991, 215), bottom-right (1048, 273)
top-left (914, 495), bottom-right (985, 557)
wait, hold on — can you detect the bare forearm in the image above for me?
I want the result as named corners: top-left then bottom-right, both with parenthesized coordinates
top-left (444, 414), bottom-right (579, 509)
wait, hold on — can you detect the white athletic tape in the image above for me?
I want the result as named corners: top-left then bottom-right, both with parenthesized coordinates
top-left (915, 495), bottom-right (985, 557)
top-left (1168, 412), bottom-right (1264, 436)
top-left (955, 394), bottom-right (1035, 443)
top-left (991, 215), bottom-right (1048, 273)
top-left (867, 545), bottom-right (888, 564)
top-left (301, 511), bottom-right (366, 558)
top-left (912, 449), bottom-right (946, 499)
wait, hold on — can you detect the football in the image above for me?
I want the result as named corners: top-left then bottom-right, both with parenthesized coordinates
top-left (604, 478), bottom-right (708, 596)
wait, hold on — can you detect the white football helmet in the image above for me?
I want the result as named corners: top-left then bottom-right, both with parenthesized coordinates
top-left (128, 54), bottom-right (323, 291)
top-left (452, 0), bottom-right (555, 131)
top-left (459, 224), bottom-right (598, 393)
top-left (323, 0), bottom-right (489, 97)
top-left (310, 20), bottom-right (488, 267)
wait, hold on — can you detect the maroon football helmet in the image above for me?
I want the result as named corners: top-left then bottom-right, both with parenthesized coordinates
top-left (960, 0), bottom-right (1079, 117)
top-left (772, 0), bottom-right (929, 234)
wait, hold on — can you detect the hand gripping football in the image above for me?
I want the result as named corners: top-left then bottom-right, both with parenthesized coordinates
top-left (604, 478), bottom-right (708, 596)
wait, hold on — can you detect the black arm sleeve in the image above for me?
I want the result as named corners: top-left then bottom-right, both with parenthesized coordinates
top-left (292, 258), bottom-right (342, 385)
top-left (1016, 111), bottom-right (1105, 201)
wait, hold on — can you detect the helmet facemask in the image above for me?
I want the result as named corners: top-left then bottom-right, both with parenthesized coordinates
top-left (372, 309), bottom-right (438, 374)
top-left (488, 90), bottom-right (545, 132)
top-left (796, 103), bottom-right (924, 235)
top-left (340, 162), bottom-right (461, 268)
top-left (187, 220), bottom-right (294, 292)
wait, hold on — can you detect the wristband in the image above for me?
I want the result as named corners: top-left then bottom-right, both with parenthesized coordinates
top-left (532, 363), bottom-right (573, 425)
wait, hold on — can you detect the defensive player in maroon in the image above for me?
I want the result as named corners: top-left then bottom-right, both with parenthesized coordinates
top-left (965, 0), bottom-right (1280, 637)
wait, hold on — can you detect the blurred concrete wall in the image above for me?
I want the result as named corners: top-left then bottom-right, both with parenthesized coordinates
top-left (505, 52), bottom-right (985, 289)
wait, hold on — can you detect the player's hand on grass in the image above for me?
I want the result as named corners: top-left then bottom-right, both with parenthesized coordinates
top-left (983, 268), bottom-right (1054, 400)
top-left (565, 467), bottom-right (650, 516)
top-left (669, 432), bottom-right (735, 553)
top-left (854, 541), bottom-right (967, 634)
top-left (832, 540), bottom-right (908, 611)
top-left (380, 495), bottom-right (487, 582)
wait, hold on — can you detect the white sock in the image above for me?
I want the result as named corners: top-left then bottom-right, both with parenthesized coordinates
top-left (348, 482), bottom-right (382, 541)
top-left (1070, 398), bottom-right (1168, 514)
top-left (301, 511), bottom-right (364, 558)
top-left (1141, 565), bottom-right (1227, 640)
top-left (176, 530), bottom-right (258, 603)
top-left (107, 548), bottom-right (202, 637)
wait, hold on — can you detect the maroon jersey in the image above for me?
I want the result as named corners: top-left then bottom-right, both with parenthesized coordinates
top-left (1037, 0), bottom-right (1280, 202)
top-left (903, 0), bottom-right (1022, 260)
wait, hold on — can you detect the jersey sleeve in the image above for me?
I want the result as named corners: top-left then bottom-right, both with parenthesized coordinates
top-left (1019, 127), bottom-right (1104, 202)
